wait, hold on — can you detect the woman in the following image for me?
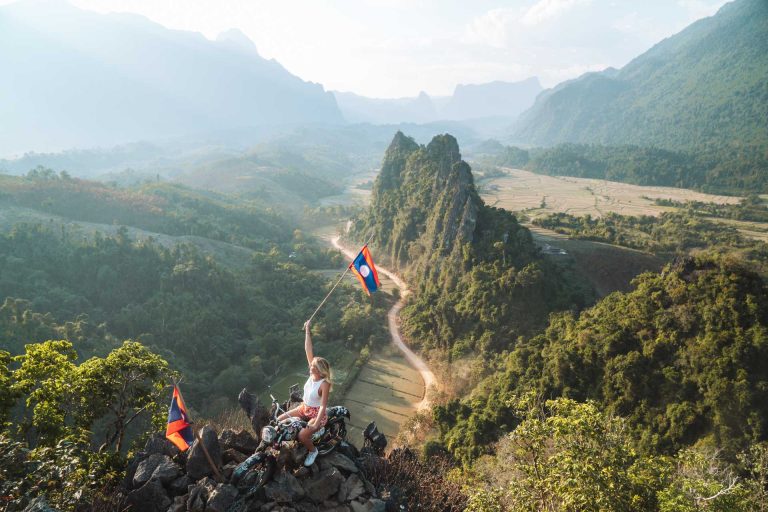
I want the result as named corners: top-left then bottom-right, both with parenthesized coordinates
top-left (277, 320), bottom-right (333, 467)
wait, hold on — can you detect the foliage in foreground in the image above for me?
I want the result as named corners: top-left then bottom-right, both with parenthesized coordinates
top-left (465, 394), bottom-right (768, 512)
top-left (0, 340), bottom-right (171, 510)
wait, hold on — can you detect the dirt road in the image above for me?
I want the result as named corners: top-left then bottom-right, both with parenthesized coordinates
top-left (331, 236), bottom-right (436, 411)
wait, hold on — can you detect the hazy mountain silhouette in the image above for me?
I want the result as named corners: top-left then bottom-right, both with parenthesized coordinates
top-left (511, 0), bottom-right (768, 151)
top-left (0, 0), bottom-right (342, 156)
top-left (333, 78), bottom-right (542, 125)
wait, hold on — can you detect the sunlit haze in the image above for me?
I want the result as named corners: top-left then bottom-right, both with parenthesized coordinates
top-left (1, 0), bottom-right (729, 98)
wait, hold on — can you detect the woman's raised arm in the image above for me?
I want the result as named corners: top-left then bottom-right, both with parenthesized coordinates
top-left (304, 321), bottom-right (314, 364)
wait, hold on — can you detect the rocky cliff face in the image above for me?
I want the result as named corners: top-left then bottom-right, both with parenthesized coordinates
top-left (363, 132), bottom-right (482, 277)
top-left (351, 131), bottom-right (587, 354)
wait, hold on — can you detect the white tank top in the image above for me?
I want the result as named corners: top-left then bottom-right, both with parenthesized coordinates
top-left (303, 377), bottom-right (325, 407)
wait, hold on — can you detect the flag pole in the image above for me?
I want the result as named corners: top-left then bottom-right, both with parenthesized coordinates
top-left (305, 233), bottom-right (375, 326)
top-left (174, 379), bottom-right (223, 482)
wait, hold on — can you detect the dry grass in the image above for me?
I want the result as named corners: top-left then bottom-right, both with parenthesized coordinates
top-left (481, 168), bottom-right (742, 219)
top-left (362, 449), bottom-right (467, 512)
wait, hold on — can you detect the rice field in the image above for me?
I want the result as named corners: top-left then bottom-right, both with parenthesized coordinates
top-left (480, 168), bottom-right (742, 218)
top-left (340, 343), bottom-right (424, 444)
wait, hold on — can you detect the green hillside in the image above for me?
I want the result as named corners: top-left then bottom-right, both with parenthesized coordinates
top-left (0, 171), bottom-right (291, 249)
top-left (438, 255), bottom-right (768, 459)
top-left (350, 132), bottom-right (591, 357)
top-left (0, 173), bottom-right (389, 414)
top-left (512, 0), bottom-right (768, 176)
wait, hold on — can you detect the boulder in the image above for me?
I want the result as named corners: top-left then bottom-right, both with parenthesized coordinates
top-left (167, 495), bottom-right (187, 512)
top-left (238, 388), bottom-right (271, 435)
top-left (324, 453), bottom-right (358, 474)
top-left (133, 454), bottom-right (181, 487)
top-left (349, 500), bottom-right (385, 512)
top-left (187, 477), bottom-right (217, 512)
top-left (144, 432), bottom-right (180, 457)
top-left (264, 470), bottom-right (305, 503)
top-left (187, 426), bottom-right (222, 480)
top-left (125, 479), bottom-right (171, 512)
top-left (293, 501), bottom-right (318, 512)
top-left (21, 497), bottom-right (58, 512)
top-left (224, 448), bottom-right (249, 465)
top-left (219, 429), bottom-right (259, 454)
top-left (303, 468), bottom-right (344, 504)
top-left (338, 474), bottom-right (365, 503)
top-left (152, 456), bottom-right (182, 485)
top-left (123, 450), bottom-right (147, 490)
top-left (206, 483), bottom-right (239, 512)
top-left (168, 474), bottom-right (192, 496)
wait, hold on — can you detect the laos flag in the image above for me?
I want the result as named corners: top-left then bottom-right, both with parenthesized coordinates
top-left (166, 385), bottom-right (194, 451)
top-left (350, 245), bottom-right (381, 295)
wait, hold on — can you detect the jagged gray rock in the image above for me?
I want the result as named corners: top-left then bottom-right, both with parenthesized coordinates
top-left (324, 506), bottom-right (351, 512)
top-left (168, 474), bottom-right (192, 496)
top-left (220, 428), bottom-right (259, 454)
top-left (294, 502), bottom-right (319, 512)
top-left (224, 447), bottom-right (249, 464)
top-left (265, 470), bottom-right (306, 503)
top-left (125, 478), bottom-right (171, 512)
top-left (206, 483), bottom-right (239, 512)
top-left (21, 497), bottom-right (58, 512)
top-left (303, 468), bottom-right (345, 503)
top-left (144, 432), bottom-right (180, 457)
top-left (133, 453), bottom-right (181, 487)
top-left (187, 426), bottom-right (222, 480)
top-left (187, 477), bottom-right (217, 512)
top-left (168, 495), bottom-right (187, 512)
top-left (323, 453), bottom-right (358, 474)
top-left (122, 450), bottom-right (147, 490)
top-left (338, 474), bottom-right (364, 503)
top-left (349, 499), bottom-right (385, 512)
top-left (123, 427), bottom-right (390, 512)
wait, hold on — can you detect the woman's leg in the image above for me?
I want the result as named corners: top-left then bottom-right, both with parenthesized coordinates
top-left (298, 414), bottom-right (327, 451)
top-left (277, 405), bottom-right (304, 422)
top-left (299, 421), bottom-right (321, 451)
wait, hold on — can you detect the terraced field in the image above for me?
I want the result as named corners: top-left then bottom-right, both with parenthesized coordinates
top-left (341, 343), bottom-right (424, 442)
top-left (480, 168), bottom-right (742, 218)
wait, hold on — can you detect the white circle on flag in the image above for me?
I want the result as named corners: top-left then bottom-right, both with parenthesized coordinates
top-left (360, 265), bottom-right (371, 277)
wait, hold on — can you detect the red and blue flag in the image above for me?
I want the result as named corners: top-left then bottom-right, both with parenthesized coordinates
top-left (349, 245), bottom-right (381, 295)
top-left (166, 385), bottom-right (194, 451)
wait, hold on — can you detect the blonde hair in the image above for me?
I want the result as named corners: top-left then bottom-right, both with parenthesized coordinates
top-left (312, 357), bottom-right (333, 392)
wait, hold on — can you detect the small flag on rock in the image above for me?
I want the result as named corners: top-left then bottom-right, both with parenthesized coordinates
top-left (350, 245), bottom-right (381, 295)
top-left (166, 385), bottom-right (194, 451)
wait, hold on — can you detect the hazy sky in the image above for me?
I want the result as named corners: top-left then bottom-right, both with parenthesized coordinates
top-left (5, 0), bottom-right (730, 98)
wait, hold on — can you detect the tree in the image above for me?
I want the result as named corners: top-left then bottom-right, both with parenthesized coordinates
top-left (75, 340), bottom-right (172, 452)
top-left (0, 350), bottom-right (18, 429)
top-left (11, 340), bottom-right (79, 446)
top-left (476, 394), bottom-right (666, 511)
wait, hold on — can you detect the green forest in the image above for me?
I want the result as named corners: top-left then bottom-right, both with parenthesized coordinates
top-left (0, 171), bottom-right (389, 510)
top-left (350, 132), bottom-right (768, 510)
top-left (350, 132), bottom-right (592, 359)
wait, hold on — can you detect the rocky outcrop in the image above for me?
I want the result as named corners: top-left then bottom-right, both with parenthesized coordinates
top-left (121, 427), bottom-right (392, 512)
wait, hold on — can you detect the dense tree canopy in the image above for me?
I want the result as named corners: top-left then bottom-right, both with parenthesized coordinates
top-left (437, 255), bottom-right (768, 463)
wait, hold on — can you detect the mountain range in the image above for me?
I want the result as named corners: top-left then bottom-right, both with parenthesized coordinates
top-left (511, 0), bottom-right (768, 152)
top-left (334, 78), bottom-right (543, 125)
top-left (0, 0), bottom-right (342, 156)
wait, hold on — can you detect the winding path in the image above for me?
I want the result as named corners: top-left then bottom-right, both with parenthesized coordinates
top-left (331, 236), bottom-right (436, 411)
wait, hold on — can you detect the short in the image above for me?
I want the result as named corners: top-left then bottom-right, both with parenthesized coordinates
top-left (299, 403), bottom-right (327, 427)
